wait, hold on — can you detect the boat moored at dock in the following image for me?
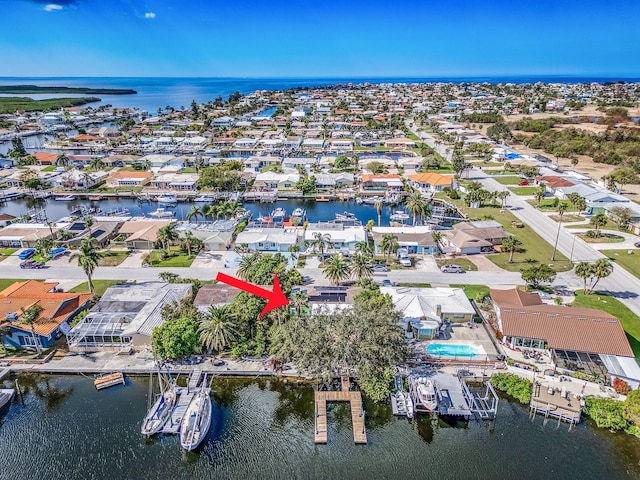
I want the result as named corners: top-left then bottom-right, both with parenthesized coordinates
top-left (180, 377), bottom-right (212, 451)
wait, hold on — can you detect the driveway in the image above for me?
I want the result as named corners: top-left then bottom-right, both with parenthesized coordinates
top-left (190, 251), bottom-right (230, 269)
top-left (465, 254), bottom-right (507, 272)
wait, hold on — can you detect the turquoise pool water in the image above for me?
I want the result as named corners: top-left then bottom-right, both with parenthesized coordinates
top-left (427, 343), bottom-right (480, 357)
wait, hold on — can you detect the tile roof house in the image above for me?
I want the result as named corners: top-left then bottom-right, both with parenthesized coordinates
top-left (106, 171), bottom-right (152, 188)
top-left (440, 220), bottom-right (509, 255)
top-left (408, 173), bottom-right (454, 192)
top-left (370, 226), bottom-right (437, 255)
top-left (0, 280), bottom-right (93, 350)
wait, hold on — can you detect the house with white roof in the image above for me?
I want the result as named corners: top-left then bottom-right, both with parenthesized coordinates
top-left (234, 227), bottom-right (301, 252)
top-left (304, 222), bottom-right (366, 253)
top-left (254, 172), bottom-right (299, 190)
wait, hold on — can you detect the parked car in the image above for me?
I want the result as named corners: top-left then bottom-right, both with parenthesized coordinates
top-left (48, 247), bottom-right (68, 258)
top-left (18, 248), bottom-right (35, 260)
top-left (441, 264), bottom-right (465, 273)
top-left (20, 260), bottom-right (45, 269)
top-left (635, 242), bottom-right (640, 248)
top-left (372, 264), bottom-right (390, 273)
top-left (381, 279), bottom-right (394, 287)
top-left (517, 180), bottom-right (530, 186)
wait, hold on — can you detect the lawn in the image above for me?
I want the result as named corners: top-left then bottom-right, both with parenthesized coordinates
top-left (508, 186), bottom-right (541, 196)
top-left (493, 176), bottom-right (524, 185)
top-left (570, 290), bottom-right (640, 361)
top-left (601, 250), bottom-right (640, 280)
top-left (436, 258), bottom-right (478, 271)
top-left (97, 251), bottom-right (130, 267)
top-left (449, 284), bottom-right (490, 302)
top-left (549, 214), bottom-right (585, 223)
top-left (0, 248), bottom-right (17, 257)
top-left (396, 283), bottom-right (432, 288)
top-left (0, 278), bottom-right (29, 291)
top-left (578, 233), bottom-right (625, 243)
top-left (42, 166), bottom-right (56, 172)
top-left (70, 280), bottom-right (129, 297)
top-left (181, 167), bottom-right (197, 173)
top-left (526, 199), bottom-right (572, 211)
top-left (147, 249), bottom-right (195, 268)
top-left (566, 219), bottom-right (624, 231)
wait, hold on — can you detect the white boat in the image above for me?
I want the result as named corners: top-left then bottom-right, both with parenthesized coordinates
top-left (180, 384), bottom-right (212, 451)
top-left (416, 377), bottom-right (438, 412)
top-left (362, 196), bottom-right (384, 205)
top-left (390, 210), bottom-right (410, 221)
top-left (0, 388), bottom-right (15, 411)
top-left (395, 391), bottom-right (406, 413)
top-left (55, 195), bottom-right (75, 201)
top-left (156, 194), bottom-right (177, 206)
top-left (193, 194), bottom-right (217, 203)
top-left (271, 207), bottom-right (286, 220)
top-left (291, 207), bottom-right (306, 218)
top-left (406, 394), bottom-right (414, 418)
top-left (355, 197), bottom-right (363, 204)
top-left (141, 384), bottom-right (177, 436)
top-left (335, 211), bottom-right (357, 221)
top-left (149, 207), bottom-right (175, 218)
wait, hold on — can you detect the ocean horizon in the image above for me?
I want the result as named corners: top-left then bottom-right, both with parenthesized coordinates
top-left (1, 75), bottom-right (639, 112)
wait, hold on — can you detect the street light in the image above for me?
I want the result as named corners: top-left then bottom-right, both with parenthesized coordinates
top-left (569, 232), bottom-right (577, 263)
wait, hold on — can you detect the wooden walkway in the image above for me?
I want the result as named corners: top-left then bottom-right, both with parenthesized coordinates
top-left (161, 387), bottom-right (194, 435)
top-left (314, 376), bottom-right (367, 444)
top-left (188, 371), bottom-right (202, 391)
top-left (0, 368), bottom-right (10, 381)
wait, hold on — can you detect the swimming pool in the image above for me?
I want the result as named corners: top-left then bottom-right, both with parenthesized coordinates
top-left (426, 343), bottom-right (480, 357)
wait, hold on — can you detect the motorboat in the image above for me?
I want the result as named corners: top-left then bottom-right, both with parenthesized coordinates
top-left (180, 382), bottom-right (212, 451)
top-left (149, 207), bottom-right (175, 218)
top-left (0, 388), bottom-right (15, 411)
top-left (141, 373), bottom-right (177, 437)
top-left (271, 207), bottom-right (286, 221)
top-left (335, 211), bottom-right (357, 221)
top-left (291, 207), bottom-right (306, 219)
top-left (362, 196), bottom-right (384, 205)
top-left (395, 391), bottom-right (407, 413)
top-left (55, 195), bottom-right (75, 201)
top-left (193, 194), bottom-right (217, 203)
top-left (156, 194), bottom-right (177, 206)
top-left (415, 377), bottom-right (438, 412)
top-left (390, 210), bottom-right (410, 221)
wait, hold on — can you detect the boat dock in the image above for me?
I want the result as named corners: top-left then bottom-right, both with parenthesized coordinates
top-left (188, 371), bottom-right (202, 391)
top-left (391, 374), bottom-right (408, 416)
top-left (94, 372), bottom-right (125, 390)
top-left (0, 367), bottom-right (10, 381)
top-left (160, 387), bottom-right (194, 435)
top-left (529, 383), bottom-right (581, 424)
top-left (314, 376), bottom-right (367, 444)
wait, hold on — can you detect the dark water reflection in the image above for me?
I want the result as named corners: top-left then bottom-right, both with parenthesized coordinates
top-left (1, 374), bottom-right (639, 480)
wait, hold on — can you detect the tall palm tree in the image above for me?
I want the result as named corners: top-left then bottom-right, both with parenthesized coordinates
top-left (0, 325), bottom-right (12, 357)
top-left (551, 202), bottom-right (569, 261)
top-left (287, 244), bottom-right (300, 263)
top-left (35, 237), bottom-right (54, 259)
top-left (355, 241), bottom-right (372, 255)
top-left (55, 153), bottom-right (69, 167)
top-left (199, 305), bottom-right (238, 353)
top-left (310, 232), bottom-right (332, 257)
top-left (350, 251), bottom-right (374, 280)
top-left (157, 224), bottom-right (178, 252)
top-left (186, 205), bottom-right (202, 223)
top-left (290, 290), bottom-right (309, 317)
top-left (206, 203), bottom-right (221, 220)
top-left (322, 254), bottom-right (351, 286)
top-left (181, 230), bottom-right (202, 257)
top-left (69, 237), bottom-right (104, 294)
top-left (19, 304), bottom-right (44, 356)
top-left (380, 233), bottom-right (399, 259)
top-left (534, 185), bottom-right (545, 205)
top-left (374, 200), bottom-right (383, 227)
top-left (237, 251), bottom-right (261, 281)
top-left (405, 191), bottom-right (428, 226)
top-left (590, 258), bottom-right (613, 293)
top-left (501, 235), bottom-right (521, 263)
top-left (497, 190), bottom-right (510, 208)
top-left (574, 261), bottom-right (593, 293)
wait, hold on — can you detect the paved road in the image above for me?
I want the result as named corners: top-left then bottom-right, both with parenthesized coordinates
top-left (408, 121), bottom-right (640, 316)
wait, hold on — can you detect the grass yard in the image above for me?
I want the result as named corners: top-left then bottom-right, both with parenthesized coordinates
top-left (578, 233), bottom-right (625, 243)
top-left (436, 258), bottom-right (478, 271)
top-left (97, 251), bottom-right (130, 267)
top-left (508, 186), bottom-right (541, 196)
top-left (570, 290), bottom-right (640, 361)
top-left (70, 280), bottom-right (130, 297)
top-left (0, 278), bottom-right (29, 291)
top-left (42, 165), bottom-right (56, 172)
top-left (147, 249), bottom-right (195, 268)
top-left (449, 284), bottom-right (490, 301)
top-left (549, 214), bottom-right (585, 223)
top-left (526, 199), bottom-right (572, 211)
top-left (396, 283), bottom-right (432, 288)
top-left (493, 176), bottom-right (524, 185)
top-left (601, 249), bottom-right (640, 280)
top-left (565, 219), bottom-right (623, 231)
top-left (0, 248), bottom-right (17, 257)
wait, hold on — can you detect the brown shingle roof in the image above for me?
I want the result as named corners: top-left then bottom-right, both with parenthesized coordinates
top-left (194, 284), bottom-right (242, 306)
top-left (490, 287), bottom-right (542, 307)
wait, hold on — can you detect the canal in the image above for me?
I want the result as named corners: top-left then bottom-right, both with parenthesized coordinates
top-left (1, 374), bottom-right (639, 480)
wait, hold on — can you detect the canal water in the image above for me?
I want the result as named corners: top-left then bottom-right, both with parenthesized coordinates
top-left (1, 374), bottom-right (639, 480)
top-left (0, 197), bottom-right (407, 227)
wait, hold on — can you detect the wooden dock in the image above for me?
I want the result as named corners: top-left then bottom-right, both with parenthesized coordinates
top-left (161, 387), bottom-right (194, 435)
top-left (94, 372), bottom-right (125, 390)
top-left (530, 383), bottom-right (581, 424)
top-left (188, 371), bottom-right (202, 391)
top-left (314, 376), bottom-right (367, 444)
top-left (0, 367), bottom-right (10, 381)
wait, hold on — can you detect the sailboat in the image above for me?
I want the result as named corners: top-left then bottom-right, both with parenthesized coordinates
top-left (0, 388), bottom-right (15, 412)
top-left (141, 371), bottom-right (177, 437)
top-left (180, 376), bottom-right (212, 451)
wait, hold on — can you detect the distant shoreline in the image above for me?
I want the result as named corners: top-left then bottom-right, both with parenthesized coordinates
top-left (0, 85), bottom-right (137, 95)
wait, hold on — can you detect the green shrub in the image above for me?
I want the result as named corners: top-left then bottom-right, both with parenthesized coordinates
top-left (491, 373), bottom-right (532, 404)
top-left (583, 397), bottom-right (629, 431)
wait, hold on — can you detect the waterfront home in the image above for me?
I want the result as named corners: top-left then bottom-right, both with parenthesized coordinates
top-left (440, 220), bottom-right (509, 255)
top-left (39, 113), bottom-right (65, 126)
top-left (326, 139), bottom-right (354, 152)
top-left (234, 227), bottom-right (301, 252)
top-left (304, 222), bottom-right (366, 253)
top-left (314, 172), bottom-right (355, 190)
top-left (212, 116), bottom-right (235, 128)
top-left (61, 220), bottom-right (123, 248)
top-left (490, 287), bottom-right (640, 388)
top-left (360, 174), bottom-right (404, 191)
top-left (397, 157), bottom-right (422, 170)
top-left (282, 157), bottom-right (318, 170)
top-left (234, 137), bottom-right (259, 149)
top-left (381, 287), bottom-right (475, 339)
top-left (384, 138), bottom-right (416, 149)
top-left (52, 169), bottom-right (108, 190)
top-left (175, 224), bottom-right (233, 251)
top-left (106, 171), bottom-right (152, 188)
top-left (370, 226), bottom-right (437, 255)
top-left (0, 223), bottom-right (58, 248)
top-left (0, 280), bottom-right (92, 350)
top-left (151, 173), bottom-right (199, 191)
top-left (115, 219), bottom-right (174, 250)
top-left (66, 282), bottom-right (191, 352)
top-left (408, 173), bottom-right (454, 192)
top-left (254, 172), bottom-right (299, 191)
top-left (141, 154), bottom-right (176, 168)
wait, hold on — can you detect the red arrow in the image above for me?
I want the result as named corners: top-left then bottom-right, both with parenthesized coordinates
top-left (215, 272), bottom-right (289, 318)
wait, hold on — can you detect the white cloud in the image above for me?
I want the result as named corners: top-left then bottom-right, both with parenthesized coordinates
top-left (144, 12), bottom-right (156, 19)
top-left (44, 4), bottom-right (63, 11)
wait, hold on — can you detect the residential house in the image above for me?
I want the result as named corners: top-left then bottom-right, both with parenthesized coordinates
top-left (52, 169), bottom-right (108, 190)
top-left (408, 173), bottom-right (454, 192)
top-left (194, 284), bottom-right (242, 313)
top-left (106, 171), bottom-right (152, 188)
top-left (0, 280), bottom-right (92, 350)
top-left (381, 287), bottom-right (475, 339)
top-left (305, 285), bottom-right (361, 314)
top-left (254, 172), bottom-right (299, 191)
top-left (115, 219), bottom-right (174, 250)
top-left (370, 226), bottom-right (437, 255)
top-left (440, 220), bottom-right (509, 255)
top-left (302, 138), bottom-right (325, 151)
top-left (490, 287), bottom-right (640, 388)
top-left (304, 222), bottom-right (366, 253)
top-left (0, 223), bottom-right (58, 248)
top-left (61, 220), bottom-right (123, 248)
top-left (360, 174), bottom-right (404, 191)
top-left (384, 138), bottom-right (416, 149)
top-left (66, 282), bottom-right (191, 352)
top-left (234, 227), bottom-right (301, 252)
top-left (151, 173), bottom-right (199, 191)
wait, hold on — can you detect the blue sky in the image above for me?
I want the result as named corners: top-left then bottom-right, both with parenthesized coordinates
top-left (1, 0), bottom-right (639, 77)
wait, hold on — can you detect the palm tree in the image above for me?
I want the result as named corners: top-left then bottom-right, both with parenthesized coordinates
top-left (322, 254), bottom-right (351, 286)
top-left (69, 237), bottom-right (104, 294)
top-left (206, 203), bottom-right (221, 220)
top-left (55, 153), bottom-right (69, 167)
top-left (350, 251), bottom-right (374, 280)
top-left (355, 241), bottom-right (372, 255)
top-left (287, 244), bottom-right (300, 263)
top-left (375, 200), bottom-right (383, 227)
top-left (590, 213), bottom-right (608, 237)
top-left (534, 185), bottom-right (546, 205)
top-left (0, 325), bottom-right (12, 357)
top-left (551, 203), bottom-right (568, 261)
top-left (405, 191), bottom-right (428, 226)
top-left (19, 304), bottom-right (44, 356)
top-left (590, 258), bottom-right (613, 293)
top-left (157, 224), bottom-right (178, 252)
top-left (497, 190), bottom-right (510, 208)
top-left (237, 251), bottom-right (261, 281)
top-left (290, 290), bottom-right (309, 317)
top-left (35, 237), bottom-right (54, 259)
top-left (181, 230), bottom-right (202, 257)
top-left (557, 202), bottom-right (568, 221)
top-left (380, 233), bottom-right (399, 260)
top-left (186, 205), bottom-right (202, 223)
top-left (199, 305), bottom-right (238, 353)
top-left (501, 235), bottom-right (521, 263)
top-left (574, 261), bottom-right (593, 293)
top-left (310, 232), bottom-right (332, 257)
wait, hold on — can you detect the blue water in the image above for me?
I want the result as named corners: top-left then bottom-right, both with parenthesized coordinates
top-left (1, 76), bottom-right (639, 113)
top-left (427, 344), bottom-right (480, 357)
